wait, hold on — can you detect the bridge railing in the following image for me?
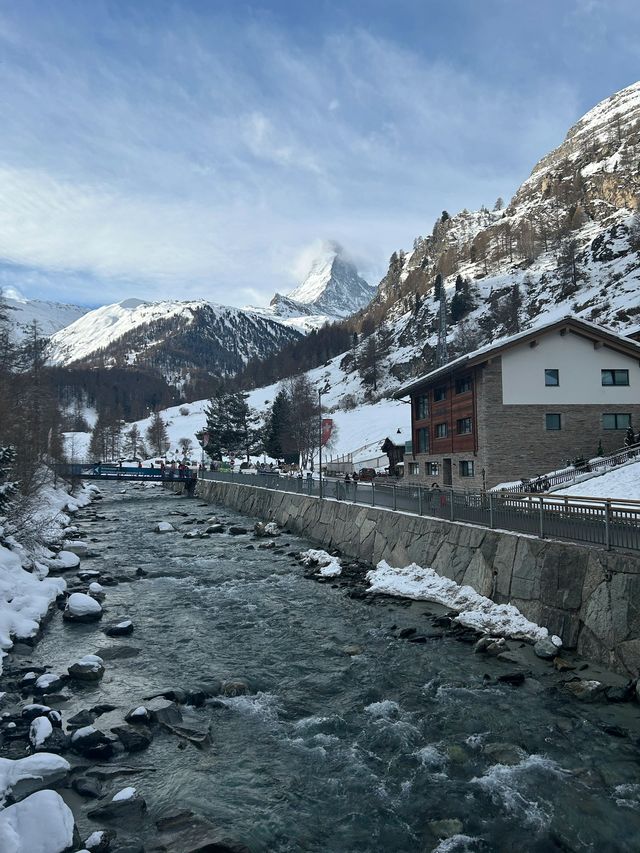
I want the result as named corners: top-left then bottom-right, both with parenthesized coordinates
top-left (199, 470), bottom-right (640, 552)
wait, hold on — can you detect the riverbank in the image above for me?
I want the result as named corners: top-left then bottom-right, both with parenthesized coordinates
top-left (195, 477), bottom-right (640, 675)
top-left (3, 483), bottom-right (640, 852)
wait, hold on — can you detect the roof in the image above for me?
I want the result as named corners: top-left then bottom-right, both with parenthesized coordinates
top-left (394, 314), bottom-right (640, 398)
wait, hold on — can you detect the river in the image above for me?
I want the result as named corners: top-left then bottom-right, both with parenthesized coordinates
top-left (32, 483), bottom-right (640, 852)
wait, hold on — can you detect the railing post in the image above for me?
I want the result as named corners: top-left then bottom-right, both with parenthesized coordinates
top-left (539, 497), bottom-right (545, 539)
top-left (418, 486), bottom-right (423, 516)
top-left (371, 481), bottom-right (375, 507)
top-left (450, 490), bottom-right (455, 521)
top-left (605, 500), bottom-right (611, 550)
top-left (489, 492), bottom-right (494, 529)
top-left (392, 484), bottom-right (397, 511)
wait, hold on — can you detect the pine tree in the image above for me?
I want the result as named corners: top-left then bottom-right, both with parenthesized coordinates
top-left (203, 391), bottom-right (253, 461)
top-left (262, 388), bottom-right (293, 462)
top-left (557, 238), bottom-right (583, 298)
top-left (145, 411), bottom-right (170, 457)
top-left (433, 273), bottom-right (443, 301)
top-left (450, 277), bottom-right (475, 323)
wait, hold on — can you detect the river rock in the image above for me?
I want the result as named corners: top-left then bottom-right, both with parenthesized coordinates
top-left (183, 531), bottom-right (200, 539)
top-left (72, 775), bottom-right (104, 798)
top-left (84, 828), bottom-right (117, 852)
top-left (228, 526), bottom-right (248, 536)
top-left (45, 550), bottom-right (81, 572)
top-left (0, 753), bottom-right (71, 801)
top-left (104, 619), bottom-right (134, 637)
top-left (64, 592), bottom-right (103, 622)
top-left (125, 706), bottom-right (151, 724)
top-left (473, 636), bottom-right (506, 655)
top-left (68, 709), bottom-right (96, 729)
top-left (88, 788), bottom-right (147, 822)
top-left (154, 809), bottom-right (251, 853)
top-left (79, 570), bottom-right (101, 580)
top-left (605, 683), bottom-right (633, 703)
top-left (29, 716), bottom-right (53, 749)
top-left (111, 725), bottom-right (152, 752)
top-left (69, 655), bottom-right (106, 682)
top-left (483, 742), bottom-right (524, 765)
top-left (254, 521), bottom-right (280, 537)
top-left (64, 540), bottom-right (90, 557)
top-left (146, 697), bottom-right (183, 726)
top-left (0, 790), bottom-right (78, 852)
top-left (33, 672), bottom-right (65, 695)
top-left (20, 671), bottom-right (38, 689)
top-left (220, 678), bottom-right (250, 697)
top-left (534, 637), bottom-right (559, 660)
top-left (205, 524), bottom-right (224, 534)
top-left (21, 703), bottom-right (52, 722)
top-left (154, 522), bottom-right (175, 533)
top-left (71, 725), bottom-right (116, 759)
top-left (564, 679), bottom-right (606, 702)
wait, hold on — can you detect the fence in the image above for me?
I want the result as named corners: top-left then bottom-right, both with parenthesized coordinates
top-left (199, 470), bottom-right (640, 553)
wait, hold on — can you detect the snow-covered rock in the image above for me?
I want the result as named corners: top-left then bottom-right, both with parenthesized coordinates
top-left (33, 673), bottom-right (65, 695)
top-left (44, 551), bottom-right (80, 572)
top-left (0, 789), bottom-right (76, 853)
top-left (63, 593), bottom-right (102, 623)
top-left (154, 522), bottom-right (175, 533)
top-left (67, 654), bottom-right (105, 682)
top-left (300, 549), bottom-right (342, 578)
top-left (61, 540), bottom-right (88, 557)
top-left (0, 753), bottom-right (70, 805)
top-left (29, 717), bottom-right (53, 749)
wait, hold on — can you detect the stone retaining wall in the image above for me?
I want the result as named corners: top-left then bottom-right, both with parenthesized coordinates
top-left (196, 478), bottom-right (640, 675)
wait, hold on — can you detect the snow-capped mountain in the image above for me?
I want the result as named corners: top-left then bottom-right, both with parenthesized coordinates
top-left (2, 287), bottom-right (89, 341)
top-left (251, 241), bottom-right (375, 330)
top-left (47, 298), bottom-right (304, 386)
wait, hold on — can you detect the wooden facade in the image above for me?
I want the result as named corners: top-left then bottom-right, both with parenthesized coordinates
top-left (411, 369), bottom-right (478, 458)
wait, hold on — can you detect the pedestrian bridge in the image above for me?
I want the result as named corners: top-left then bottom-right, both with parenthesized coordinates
top-left (55, 462), bottom-right (197, 484)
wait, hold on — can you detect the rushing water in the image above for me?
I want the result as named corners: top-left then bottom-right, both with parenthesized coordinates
top-left (33, 483), bottom-right (640, 852)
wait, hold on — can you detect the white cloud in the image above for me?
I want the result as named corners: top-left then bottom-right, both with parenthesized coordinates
top-left (0, 8), bottom-right (584, 305)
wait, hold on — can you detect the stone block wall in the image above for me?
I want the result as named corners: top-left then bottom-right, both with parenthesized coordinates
top-left (196, 478), bottom-right (640, 675)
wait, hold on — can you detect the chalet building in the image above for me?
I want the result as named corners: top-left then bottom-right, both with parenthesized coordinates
top-left (395, 316), bottom-right (640, 490)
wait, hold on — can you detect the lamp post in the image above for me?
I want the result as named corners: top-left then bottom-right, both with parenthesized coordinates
top-left (318, 388), bottom-right (323, 500)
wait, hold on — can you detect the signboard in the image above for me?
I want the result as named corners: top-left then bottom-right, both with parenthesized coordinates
top-left (321, 418), bottom-right (333, 447)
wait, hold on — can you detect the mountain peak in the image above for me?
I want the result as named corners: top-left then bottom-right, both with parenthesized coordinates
top-left (286, 241), bottom-right (374, 317)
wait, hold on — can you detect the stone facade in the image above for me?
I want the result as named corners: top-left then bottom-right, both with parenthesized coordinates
top-left (196, 478), bottom-right (640, 675)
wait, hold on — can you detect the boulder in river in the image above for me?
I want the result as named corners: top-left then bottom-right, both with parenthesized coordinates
top-left (0, 753), bottom-right (71, 801)
top-left (45, 550), bottom-right (81, 572)
top-left (220, 678), bottom-right (250, 697)
top-left (29, 716), bottom-right (53, 749)
top-left (205, 524), bottom-right (224, 534)
top-left (155, 809), bottom-right (251, 853)
top-left (111, 724), bottom-right (152, 753)
top-left (33, 672), bottom-right (65, 695)
top-left (254, 521), bottom-right (280, 538)
top-left (68, 655), bottom-right (105, 682)
top-left (71, 725), bottom-right (116, 759)
top-left (154, 522), bottom-right (175, 533)
top-left (0, 790), bottom-right (78, 852)
top-left (564, 679), bottom-right (606, 702)
top-left (88, 787), bottom-right (147, 822)
top-left (63, 539), bottom-right (90, 557)
top-left (228, 526), bottom-right (248, 536)
top-left (533, 637), bottom-right (559, 660)
top-left (84, 828), bottom-right (117, 852)
top-left (63, 592), bottom-right (103, 623)
top-left (72, 775), bottom-right (103, 798)
top-left (104, 619), bottom-right (134, 637)
top-left (125, 706), bottom-right (151, 725)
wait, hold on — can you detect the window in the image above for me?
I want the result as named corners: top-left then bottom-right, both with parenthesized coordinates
top-left (545, 413), bottom-right (562, 430)
top-left (408, 462), bottom-right (420, 476)
top-left (602, 369), bottom-right (629, 386)
top-left (459, 460), bottom-right (475, 477)
top-left (435, 423), bottom-right (448, 438)
top-left (416, 427), bottom-right (429, 453)
top-left (455, 376), bottom-right (471, 394)
top-left (433, 386), bottom-right (447, 402)
top-left (602, 413), bottom-right (631, 430)
top-left (545, 369), bottom-right (559, 386)
top-left (415, 395), bottom-right (428, 420)
top-left (428, 462), bottom-right (439, 476)
top-left (456, 417), bottom-right (472, 434)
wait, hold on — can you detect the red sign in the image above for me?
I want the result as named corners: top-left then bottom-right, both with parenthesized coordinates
top-left (321, 418), bottom-right (333, 446)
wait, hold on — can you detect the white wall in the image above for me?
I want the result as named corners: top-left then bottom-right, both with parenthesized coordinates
top-left (501, 332), bottom-right (640, 405)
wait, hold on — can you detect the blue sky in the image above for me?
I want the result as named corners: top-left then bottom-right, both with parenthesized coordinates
top-left (0, 0), bottom-right (638, 307)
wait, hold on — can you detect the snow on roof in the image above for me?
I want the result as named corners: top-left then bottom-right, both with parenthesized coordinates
top-left (394, 314), bottom-right (640, 397)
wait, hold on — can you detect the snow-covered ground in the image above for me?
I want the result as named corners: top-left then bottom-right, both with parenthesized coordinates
top-left (554, 458), bottom-right (640, 502)
top-left (0, 480), bottom-right (98, 673)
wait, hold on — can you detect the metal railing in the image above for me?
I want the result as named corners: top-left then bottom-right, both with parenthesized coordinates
top-left (199, 470), bottom-right (640, 553)
top-left (500, 440), bottom-right (640, 493)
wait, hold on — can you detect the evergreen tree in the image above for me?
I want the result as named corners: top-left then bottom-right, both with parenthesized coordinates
top-left (262, 388), bottom-right (294, 462)
top-left (450, 277), bottom-right (475, 323)
top-left (557, 238), bottom-right (583, 298)
top-left (433, 273), bottom-right (443, 301)
top-left (203, 391), bottom-right (253, 461)
top-left (123, 424), bottom-right (145, 459)
top-left (145, 411), bottom-right (170, 457)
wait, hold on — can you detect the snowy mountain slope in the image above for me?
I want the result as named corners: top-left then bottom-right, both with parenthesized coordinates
top-left (48, 298), bottom-right (304, 382)
top-left (3, 287), bottom-right (89, 341)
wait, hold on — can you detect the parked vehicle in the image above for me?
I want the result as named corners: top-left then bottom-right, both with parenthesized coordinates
top-left (358, 468), bottom-right (376, 482)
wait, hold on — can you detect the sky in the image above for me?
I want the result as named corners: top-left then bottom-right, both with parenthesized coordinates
top-left (0, 0), bottom-right (638, 308)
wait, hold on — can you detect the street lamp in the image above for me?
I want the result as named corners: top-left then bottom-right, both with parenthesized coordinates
top-left (318, 388), bottom-right (323, 500)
